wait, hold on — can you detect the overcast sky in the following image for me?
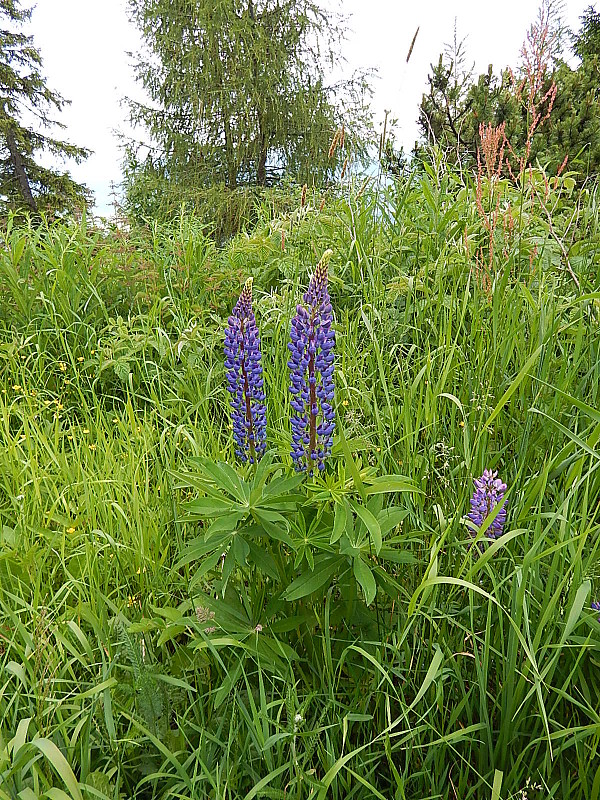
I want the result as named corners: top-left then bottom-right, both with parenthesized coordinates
top-left (29, 0), bottom-right (590, 216)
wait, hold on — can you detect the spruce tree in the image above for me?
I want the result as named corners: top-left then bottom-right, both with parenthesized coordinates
top-left (0, 0), bottom-right (91, 217)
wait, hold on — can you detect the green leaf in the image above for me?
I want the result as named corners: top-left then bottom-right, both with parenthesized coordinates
top-left (182, 496), bottom-right (235, 518)
top-left (283, 557), bottom-right (342, 601)
top-left (204, 512), bottom-right (245, 538)
top-left (31, 738), bottom-right (83, 800)
top-left (247, 541), bottom-right (279, 580)
top-left (482, 342), bottom-right (544, 433)
top-left (190, 551), bottom-right (224, 585)
top-left (491, 770), bottom-right (503, 800)
top-left (337, 423), bottom-right (366, 501)
top-left (251, 451), bottom-right (276, 495)
top-left (259, 518), bottom-right (294, 547)
top-left (351, 499), bottom-right (382, 554)
top-left (563, 580), bottom-right (591, 640)
top-left (530, 409), bottom-right (600, 462)
top-left (408, 646), bottom-right (444, 710)
top-left (364, 475), bottom-right (423, 495)
top-left (262, 473), bottom-right (304, 500)
top-left (201, 459), bottom-right (246, 501)
top-left (16, 788), bottom-right (38, 800)
top-left (244, 764), bottom-right (290, 800)
top-left (222, 547), bottom-right (236, 587)
top-left (377, 507), bottom-right (409, 536)
top-left (232, 533), bottom-right (250, 565)
top-left (353, 557), bottom-right (376, 605)
top-left (330, 501), bottom-right (346, 544)
top-left (175, 534), bottom-right (231, 569)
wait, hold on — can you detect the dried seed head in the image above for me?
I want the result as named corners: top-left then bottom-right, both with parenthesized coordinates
top-left (300, 183), bottom-right (307, 207)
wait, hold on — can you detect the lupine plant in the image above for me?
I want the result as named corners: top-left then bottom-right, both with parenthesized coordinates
top-left (176, 254), bottom-right (420, 634)
top-left (224, 278), bottom-right (266, 462)
top-left (468, 468), bottom-right (508, 537)
top-left (288, 250), bottom-right (335, 474)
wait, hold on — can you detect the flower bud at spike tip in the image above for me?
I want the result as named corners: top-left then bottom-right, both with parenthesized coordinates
top-left (224, 278), bottom-right (266, 463)
top-left (468, 469), bottom-right (507, 538)
top-left (288, 253), bottom-right (335, 475)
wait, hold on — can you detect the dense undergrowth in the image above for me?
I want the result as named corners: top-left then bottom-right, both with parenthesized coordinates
top-left (0, 163), bottom-right (599, 799)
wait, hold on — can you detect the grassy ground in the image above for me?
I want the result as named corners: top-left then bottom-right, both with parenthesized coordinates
top-left (1, 164), bottom-right (599, 799)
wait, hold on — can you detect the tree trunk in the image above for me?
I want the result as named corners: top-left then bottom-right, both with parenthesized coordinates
top-left (5, 127), bottom-right (37, 212)
top-left (257, 133), bottom-right (267, 185)
top-left (223, 117), bottom-right (237, 190)
top-left (248, 0), bottom-right (268, 186)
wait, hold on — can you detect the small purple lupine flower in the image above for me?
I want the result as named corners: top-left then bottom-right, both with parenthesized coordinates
top-left (288, 251), bottom-right (335, 475)
top-left (224, 278), bottom-right (266, 463)
top-left (592, 601), bottom-right (600, 623)
top-left (468, 469), bottom-right (507, 538)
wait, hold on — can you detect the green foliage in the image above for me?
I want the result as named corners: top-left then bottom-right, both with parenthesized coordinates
top-left (0, 165), bottom-right (599, 798)
top-left (417, 3), bottom-right (600, 180)
top-left (123, 0), bottom-right (373, 227)
top-left (572, 4), bottom-right (600, 60)
top-left (0, 0), bottom-right (91, 218)
top-left (174, 452), bottom-right (419, 621)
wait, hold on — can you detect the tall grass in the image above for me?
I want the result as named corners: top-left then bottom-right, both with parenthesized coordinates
top-left (0, 162), bottom-right (599, 799)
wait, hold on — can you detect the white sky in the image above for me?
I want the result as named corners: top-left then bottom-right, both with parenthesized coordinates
top-left (29, 0), bottom-right (590, 216)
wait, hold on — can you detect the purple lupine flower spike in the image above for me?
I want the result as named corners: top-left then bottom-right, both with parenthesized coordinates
top-left (592, 601), bottom-right (600, 622)
top-left (224, 278), bottom-right (266, 463)
top-left (288, 250), bottom-right (335, 475)
top-left (468, 469), bottom-right (507, 538)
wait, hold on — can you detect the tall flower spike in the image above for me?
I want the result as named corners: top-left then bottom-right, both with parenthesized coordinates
top-left (592, 601), bottom-right (600, 623)
top-left (288, 250), bottom-right (335, 475)
top-left (468, 469), bottom-right (507, 538)
top-left (224, 278), bottom-right (266, 463)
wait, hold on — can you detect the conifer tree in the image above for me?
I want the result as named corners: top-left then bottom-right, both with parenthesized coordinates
top-left (0, 0), bottom-right (91, 217)
top-left (124, 0), bottom-right (372, 219)
top-left (416, 2), bottom-right (600, 181)
top-left (572, 5), bottom-right (600, 61)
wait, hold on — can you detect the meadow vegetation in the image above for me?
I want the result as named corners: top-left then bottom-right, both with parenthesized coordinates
top-left (0, 157), bottom-right (599, 799)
